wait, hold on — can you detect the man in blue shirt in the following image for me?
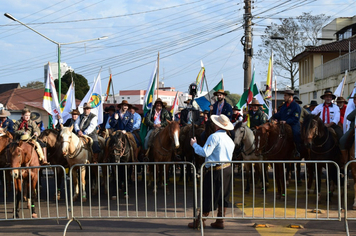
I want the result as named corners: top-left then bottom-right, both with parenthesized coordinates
top-left (188, 114), bottom-right (235, 230)
top-left (0, 109), bottom-right (14, 133)
top-left (110, 100), bottom-right (134, 133)
top-left (130, 105), bottom-right (141, 131)
top-left (273, 90), bottom-right (301, 157)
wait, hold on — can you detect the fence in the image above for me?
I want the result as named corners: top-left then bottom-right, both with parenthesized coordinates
top-left (3, 161), bottom-right (356, 236)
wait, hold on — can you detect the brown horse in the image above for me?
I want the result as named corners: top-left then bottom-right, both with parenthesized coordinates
top-left (148, 120), bottom-right (180, 191)
top-left (0, 132), bottom-right (13, 191)
top-left (8, 141), bottom-right (40, 218)
top-left (255, 121), bottom-right (296, 199)
top-left (301, 113), bottom-right (341, 202)
top-left (38, 129), bottom-right (68, 200)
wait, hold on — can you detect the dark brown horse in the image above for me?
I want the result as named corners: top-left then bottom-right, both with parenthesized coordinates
top-left (254, 121), bottom-right (296, 199)
top-left (301, 113), bottom-right (341, 202)
top-left (8, 141), bottom-right (40, 218)
top-left (148, 120), bottom-right (180, 191)
top-left (38, 129), bottom-right (68, 200)
top-left (0, 132), bottom-right (13, 191)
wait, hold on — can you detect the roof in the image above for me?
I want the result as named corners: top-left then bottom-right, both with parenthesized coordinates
top-left (291, 36), bottom-right (356, 62)
top-left (0, 88), bottom-right (81, 111)
top-left (0, 83), bottom-right (20, 94)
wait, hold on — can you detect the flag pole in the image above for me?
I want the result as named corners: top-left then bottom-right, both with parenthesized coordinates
top-left (204, 74), bottom-right (211, 105)
top-left (341, 70), bottom-right (348, 98)
top-left (109, 68), bottom-right (116, 103)
top-left (274, 77), bottom-right (277, 114)
top-left (156, 52), bottom-right (160, 99)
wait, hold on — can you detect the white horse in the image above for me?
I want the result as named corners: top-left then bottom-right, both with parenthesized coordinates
top-left (60, 126), bottom-right (92, 202)
top-left (234, 121), bottom-right (267, 193)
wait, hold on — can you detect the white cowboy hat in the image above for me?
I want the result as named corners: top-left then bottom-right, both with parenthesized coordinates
top-left (210, 114), bottom-right (234, 131)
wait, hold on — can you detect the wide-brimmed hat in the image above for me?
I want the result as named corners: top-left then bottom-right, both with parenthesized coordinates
top-left (0, 109), bottom-right (10, 118)
top-left (249, 98), bottom-right (263, 106)
top-left (30, 112), bottom-right (41, 121)
top-left (184, 99), bottom-right (192, 104)
top-left (211, 114), bottom-right (234, 131)
top-left (20, 133), bottom-right (30, 141)
top-left (293, 96), bottom-right (302, 104)
top-left (107, 105), bottom-right (116, 111)
top-left (320, 90), bottom-right (336, 100)
top-left (336, 97), bottom-right (348, 104)
top-left (69, 109), bottom-right (80, 115)
top-left (154, 98), bottom-right (164, 106)
top-left (117, 100), bottom-right (131, 108)
top-left (213, 89), bottom-right (228, 96)
top-left (131, 105), bottom-right (139, 111)
top-left (284, 90), bottom-right (294, 95)
top-left (83, 102), bottom-right (92, 109)
top-left (232, 105), bottom-right (241, 111)
top-left (309, 100), bottom-right (318, 106)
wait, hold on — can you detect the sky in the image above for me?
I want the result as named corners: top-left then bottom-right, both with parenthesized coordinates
top-left (0, 0), bottom-right (355, 98)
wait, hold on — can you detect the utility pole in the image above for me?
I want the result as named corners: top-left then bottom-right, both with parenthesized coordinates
top-left (242, 0), bottom-right (252, 91)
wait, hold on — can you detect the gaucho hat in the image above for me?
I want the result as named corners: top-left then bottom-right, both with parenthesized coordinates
top-left (320, 90), bottom-right (336, 100)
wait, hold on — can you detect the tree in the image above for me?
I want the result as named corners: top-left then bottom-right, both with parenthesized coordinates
top-left (257, 13), bottom-right (330, 90)
top-left (54, 71), bottom-right (90, 100)
top-left (226, 92), bottom-right (241, 106)
top-left (22, 81), bottom-right (44, 89)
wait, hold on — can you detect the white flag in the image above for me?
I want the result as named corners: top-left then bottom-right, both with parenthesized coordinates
top-left (343, 81), bottom-right (356, 133)
top-left (334, 70), bottom-right (347, 97)
top-left (43, 63), bottom-right (61, 126)
top-left (79, 72), bottom-right (103, 125)
top-left (61, 81), bottom-right (76, 123)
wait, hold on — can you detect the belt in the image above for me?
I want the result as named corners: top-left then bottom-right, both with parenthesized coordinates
top-left (207, 163), bottom-right (231, 171)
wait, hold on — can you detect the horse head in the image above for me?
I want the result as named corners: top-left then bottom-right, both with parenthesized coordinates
top-left (109, 131), bottom-right (127, 162)
top-left (167, 120), bottom-right (180, 149)
top-left (301, 113), bottom-right (324, 148)
top-left (233, 121), bottom-right (248, 146)
top-left (60, 126), bottom-right (75, 156)
top-left (254, 123), bottom-right (271, 155)
top-left (8, 141), bottom-right (25, 179)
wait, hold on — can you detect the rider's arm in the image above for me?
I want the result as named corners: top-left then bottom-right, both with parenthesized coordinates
top-left (74, 118), bottom-right (80, 133)
top-left (160, 109), bottom-right (172, 127)
top-left (83, 115), bottom-right (98, 135)
top-left (330, 106), bottom-right (340, 125)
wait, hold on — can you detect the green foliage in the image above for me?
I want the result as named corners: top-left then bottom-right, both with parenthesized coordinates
top-left (54, 71), bottom-right (90, 100)
top-left (226, 93), bottom-right (241, 106)
top-left (22, 81), bottom-right (44, 89)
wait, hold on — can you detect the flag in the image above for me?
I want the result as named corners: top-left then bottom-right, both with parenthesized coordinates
top-left (247, 68), bottom-right (255, 104)
top-left (104, 72), bottom-right (112, 102)
top-left (236, 83), bottom-right (269, 114)
top-left (61, 81), bottom-right (76, 123)
top-left (170, 91), bottom-right (179, 117)
top-left (265, 53), bottom-right (273, 99)
top-left (194, 79), bottom-right (223, 111)
top-left (195, 61), bottom-right (205, 93)
top-left (139, 61), bottom-right (158, 142)
top-left (79, 71), bottom-right (104, 125)
top-left (343, 81), bottom-right (356, 133)
top-left (43, 62), bottom-right (61, 126)
top-left (334, 70), bottom-right (347, 97)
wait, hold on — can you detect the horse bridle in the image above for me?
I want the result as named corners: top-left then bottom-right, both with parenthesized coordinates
top-left (256, 126), bottom-right (286, 156)
top-left (61, 132), bottom-right (85, 159)
top-left (112, 138), bottom-right (127, 159)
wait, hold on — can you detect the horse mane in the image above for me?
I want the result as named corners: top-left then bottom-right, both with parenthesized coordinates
top-left (302, 114), bottom-right (325, 138)
top-left (234, 121), bottom-right (243, 131)
top-left (109, 131), bottom-right (125, 146)
top-left (39, 129), bottom-right (59, 139)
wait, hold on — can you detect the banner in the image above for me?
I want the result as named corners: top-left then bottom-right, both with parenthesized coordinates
top-left (194, 79), bottom-right (223, 111)
top-left (43, 62), bottom-right (61, 126)
top-left (61, 81), bottom-right (76, 123)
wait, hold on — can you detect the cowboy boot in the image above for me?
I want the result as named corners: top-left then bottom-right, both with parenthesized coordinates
top-left (188, 212), bottom-right (209, 229)
top-left (41, 147), bottom-right (49, 165)
top-left (92, 153), bottom-right (99, 164)
top-left (210, 207), bottom-right (226, 229)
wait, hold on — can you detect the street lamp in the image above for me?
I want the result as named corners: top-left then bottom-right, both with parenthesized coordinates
top-left (4, 13), bottom-right (108, 100)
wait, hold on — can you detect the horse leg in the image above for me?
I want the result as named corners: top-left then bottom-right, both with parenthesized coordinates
top-left (317, 165), bottom-right (322, 204)
top-left (307, 163), bottom-right (314, 194)
top-left (56, 167), bottom-right (64, 200)
top-left (81, 166), bottom-right (87, 202)
top-left (72, 167), bottom-right (79, 201)
top-left (91, 166), bottom-right (99, 196)
top-left (30, 173), bottom-right (38, 218)
top-left (244, 163), bottom-right (251, 194)
top-left (14, 179), bottom-right (21, 218)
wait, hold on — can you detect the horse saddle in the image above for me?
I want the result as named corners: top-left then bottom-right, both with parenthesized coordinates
top-left (147, 127), bottom-right (163, 148)
top-left (79, 135), bottom-right (93, 157)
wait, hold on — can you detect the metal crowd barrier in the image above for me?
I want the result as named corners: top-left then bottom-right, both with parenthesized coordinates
top-left (199, 160), bottom-right (342, 236)
top-left (344, 159), bottom-right (356, 236)
top-left (64, 162), bottom-right (197, 235)
top-left (0, 165), bottom-right (68, 221)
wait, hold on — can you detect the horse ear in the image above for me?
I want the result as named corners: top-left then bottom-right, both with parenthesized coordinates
top-left (69, 125), bottom-right (73, 132)
top-left (6, 131), bottom-right (13, 139)
top-left (167, 120), bottom-right (172, 124)
top-left (255, 126), bottom-right (259, 130)
top-left (242, 121), bottom-right (247, 127)
top-left (18, 140), bottom-right (23, 146)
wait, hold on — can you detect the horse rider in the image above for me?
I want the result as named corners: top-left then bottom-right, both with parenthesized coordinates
top-left (293, 96), bottom-right (309, 124)
top-left (340, 95), bottom-right (356, 164)
top-left (272, 90), bottom-right (301, 158)
top-left (243, 98), bottom-right (267, 130)
top-left (110, 100), bottom-right (134, 133)
top-left (311, 90), bottom-right (343, 140)
top-left (74, 103), bottom-right (101, 164)
top-left (180, 99), bottom-right (200, 127)
top-left (144, 98), bottom-right (172, 150)
top-left (0, 109), bottom-right (14, 133)
top-left (336, 96), bottom-right (348, 129)
top-left (63, 108), bottom-right (80, 128)
top-left (212, 89), bottom-right (233, 120)
top-left (189, 114), bottom-right (235, 229)
top-left (30, 112), bottom-right (45, 132)
top-left (306, 100), bottom-right (318, 113)
top-left (231, 106), bottom-right (243, 124)
top-left (130, 105), bottom-right (141, 132)
top-left (101, 105), bottom-right (116, 135)
top-left (13, 108), bottom-right (48, 165)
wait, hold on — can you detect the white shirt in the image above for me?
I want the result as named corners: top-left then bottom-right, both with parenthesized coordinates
top-left (74, 114), bottom-right (98, 135)
top-left (311, 103), bottom-right (340, 124)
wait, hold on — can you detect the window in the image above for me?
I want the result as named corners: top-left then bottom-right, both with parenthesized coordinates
top-left (313, 91), bottom-right (317, 99)
top-left (122, 97), bottom-right (125, 99)
top-left (127, 97), bottom-right (130, 99)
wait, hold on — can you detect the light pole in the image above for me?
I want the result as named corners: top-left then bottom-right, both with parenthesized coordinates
top-left (4, 13), bottom-right (108, 100)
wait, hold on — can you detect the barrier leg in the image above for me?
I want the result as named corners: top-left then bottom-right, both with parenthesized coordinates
top-left (63, 217), bottom-right (82, 236)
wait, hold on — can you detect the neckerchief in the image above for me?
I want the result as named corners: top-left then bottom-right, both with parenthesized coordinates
top-left (18, 118), bottom-right (28, 131)
top-left (323, 103), bottom-right (331, 124)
